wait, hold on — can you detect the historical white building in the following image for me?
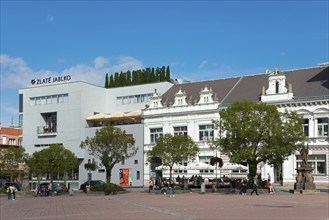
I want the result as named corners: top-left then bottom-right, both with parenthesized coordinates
top-left (143, 64), bottom-right (329, 186)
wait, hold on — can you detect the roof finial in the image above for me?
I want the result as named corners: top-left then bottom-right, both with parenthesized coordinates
top-left (275, 65), bottom-right (279, 75)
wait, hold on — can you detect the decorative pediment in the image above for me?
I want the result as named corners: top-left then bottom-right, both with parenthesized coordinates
top-left (147, 89), bottom-right (163, 109)
top-left (173, 87), bottom-right (188, 106)
top-left (261, 66), bottom-right (293, 102)
top-left (197, 85), bottom-right (214, 104)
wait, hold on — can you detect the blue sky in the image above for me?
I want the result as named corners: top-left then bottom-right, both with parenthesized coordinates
top-left (1, 0), bottom-right (328, 127)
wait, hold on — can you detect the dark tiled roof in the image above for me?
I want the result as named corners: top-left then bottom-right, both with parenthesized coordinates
top-left (161, 77), bottom-right (241, 105)
top-left (285, 66), bottom-right (329, 99)
top-left (161, 66), bottom-right (329, 105)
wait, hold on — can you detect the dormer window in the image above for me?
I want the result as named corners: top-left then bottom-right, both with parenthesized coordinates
top-left (173, 88), bottom-right (187, 106)
top-left (261, 66), bottom-right (293, 102)
top-left (198, 85), bottom-right (214, 104)
top-left (147, 89), bottom-right (163, 109)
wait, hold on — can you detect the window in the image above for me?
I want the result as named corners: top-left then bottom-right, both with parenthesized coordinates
top-left (317, 118), bottom-right (328, 137)
top-left (121, 157), bottom-right (125, 165)
top-left (199, 125), bottom-right (214, 141)
top-left (46, 96), bottom-right (52, 104)
top-left (40, 112), bottom-right (57, 134)
top-left (150, 128), bottom-right (163, 144)
top-left (30, 94), bottom-right (69, 105)
top-left (9, 139), bottom-right (15, 145)
top-left (137, 171), bottom-right (140, 180)
top-left (302, 119), bottom-right (309, 137)
top-left (134, 160), bottom-right (138, 164)
top-left (98, 169), bottom-right (105, 173)
top-left (275, 81), bottom-right (280, 93)
top-left (296, 155), bottom-right (326, 175)
top-left (174, 126), bottom-right (187, 136)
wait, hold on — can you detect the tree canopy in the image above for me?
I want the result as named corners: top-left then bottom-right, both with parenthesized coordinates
top-left (80, 125), bottom-right (137, 183)
top-left (147, 133), bottom-right (199, 181)
top-left (0, 146), bottom-right (28, 181)
top-left (214, 101), bottom-right (305, 180)
top-left (104, 65), bottom-right (171, 88)
top-left (26, 144), bottom-right (78, 183)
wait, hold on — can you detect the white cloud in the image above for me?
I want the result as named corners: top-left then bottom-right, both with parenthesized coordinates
top-left (198, 60), bottom-right (207, 69)
top-left (0, 54), bottom-right (144, 89)
top-left (0, 54), bottom-right (145, 126)
top-left (94, 56), bottom-right (108, 68)
top-left (47, 15), bottom-right (55, 23)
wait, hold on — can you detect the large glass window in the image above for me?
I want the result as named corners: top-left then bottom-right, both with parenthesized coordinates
top-left (296, 155), bottom-right (326, 175)
top-left (302, 119), bottom-right (309, 137)
top-left (199, 124), bottom-right (214, 141)
top-left (150, 128), bottom-right (163, 144)
top-left (116, 93), bottom-right (152, 105)
top-left (174, 126), bottom-right (187, 136)
top-left (317, 118), bottom-right (328, 137)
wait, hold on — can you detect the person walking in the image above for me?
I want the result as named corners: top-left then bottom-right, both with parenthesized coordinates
top-left (240, 178), bottom-right (248, 195)
top-left (169, 180), bottom-right (175, 197)
top-left (162, 180), bottom-right (168, 195)
top-left (250, 176), bottom-right (259, 196)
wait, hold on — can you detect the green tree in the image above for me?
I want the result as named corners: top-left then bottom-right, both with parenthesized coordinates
top-left (147, 133), bottom-right (199, 181)
top-left (80, 125), bottom-right (137, 183)
top-left (165, 65), bottom-right (171, 81)
top-left (109, 75), bottom-right (114, 88)
top-left (26, 144), bottom-right (78, 184)
top-left (105, 73), bottom-right (109, 88)
top-left (214, 101), bottom-right (305, 180)
top-left (126, 70), bottom-right (131, 85)
top-left (0, 146), bottom-right (28, 181)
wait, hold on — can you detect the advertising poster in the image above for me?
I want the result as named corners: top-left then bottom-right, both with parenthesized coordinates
top-left (119, 168), bottom-right (130, 186)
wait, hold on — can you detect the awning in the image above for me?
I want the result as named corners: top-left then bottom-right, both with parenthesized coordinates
top-left (86, 110), bottom-right (142, 122)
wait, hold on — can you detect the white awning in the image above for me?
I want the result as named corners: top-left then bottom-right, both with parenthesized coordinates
top-left (86, 110), bottom-right (141, 122)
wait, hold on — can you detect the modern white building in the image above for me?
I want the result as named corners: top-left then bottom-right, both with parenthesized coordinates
top-left (19, 80), bottom-right (174, 189)
top-left (143, 64), bottom-right (329, 186)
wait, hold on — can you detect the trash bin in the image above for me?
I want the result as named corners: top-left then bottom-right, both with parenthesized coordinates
top-left (201, 183), bottom-right (206, 194)
top-left (84, 186), bottom-right (90, 193)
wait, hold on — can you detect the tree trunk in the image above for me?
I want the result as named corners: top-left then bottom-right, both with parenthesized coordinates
top-left (248, 161), bottom-right (257, 181)
top-left (105, 164), bottom-right (113, 184)
top-left (169, 166), bottom-right (173, 182)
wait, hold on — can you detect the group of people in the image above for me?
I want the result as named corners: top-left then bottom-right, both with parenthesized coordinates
top-left (149, 178), bottom-right (176, 197)
top-left (34, 183), bottom-right (53, 197)
top-left (7, 184), bottom-right (17, 200)
top-left (248, 173), bottom-right (275, 196)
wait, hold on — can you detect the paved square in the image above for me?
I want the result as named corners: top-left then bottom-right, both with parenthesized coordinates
top-left (1, 190), bottom-right (328, 220)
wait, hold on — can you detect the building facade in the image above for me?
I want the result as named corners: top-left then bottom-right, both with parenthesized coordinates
top-left (143, 64), bottom-right (329, 186)
top-left (19, 81), bottom-right (173, 189)
top-left (18, 64), bottom-right (328, 189)
top-left (0, 124), bottom-right (24, 183)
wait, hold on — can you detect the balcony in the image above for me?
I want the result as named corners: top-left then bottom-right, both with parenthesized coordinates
top-left (37, 126), bottom-right (57, 137)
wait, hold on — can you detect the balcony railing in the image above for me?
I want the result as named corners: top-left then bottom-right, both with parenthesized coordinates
top-left (37, 126), bottom-right (57, 135)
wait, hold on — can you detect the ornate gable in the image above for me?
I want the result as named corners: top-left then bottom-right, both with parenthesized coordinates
top-left (173, 87), bottom-right (188, 106)
top-left (261, 66), bottom-right (293, 102)
top-left (197, 85), bottom-right (214, 104)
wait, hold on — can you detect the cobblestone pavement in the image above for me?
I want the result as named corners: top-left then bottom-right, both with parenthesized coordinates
top-left (0, 189), bottom-right (328, 220)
